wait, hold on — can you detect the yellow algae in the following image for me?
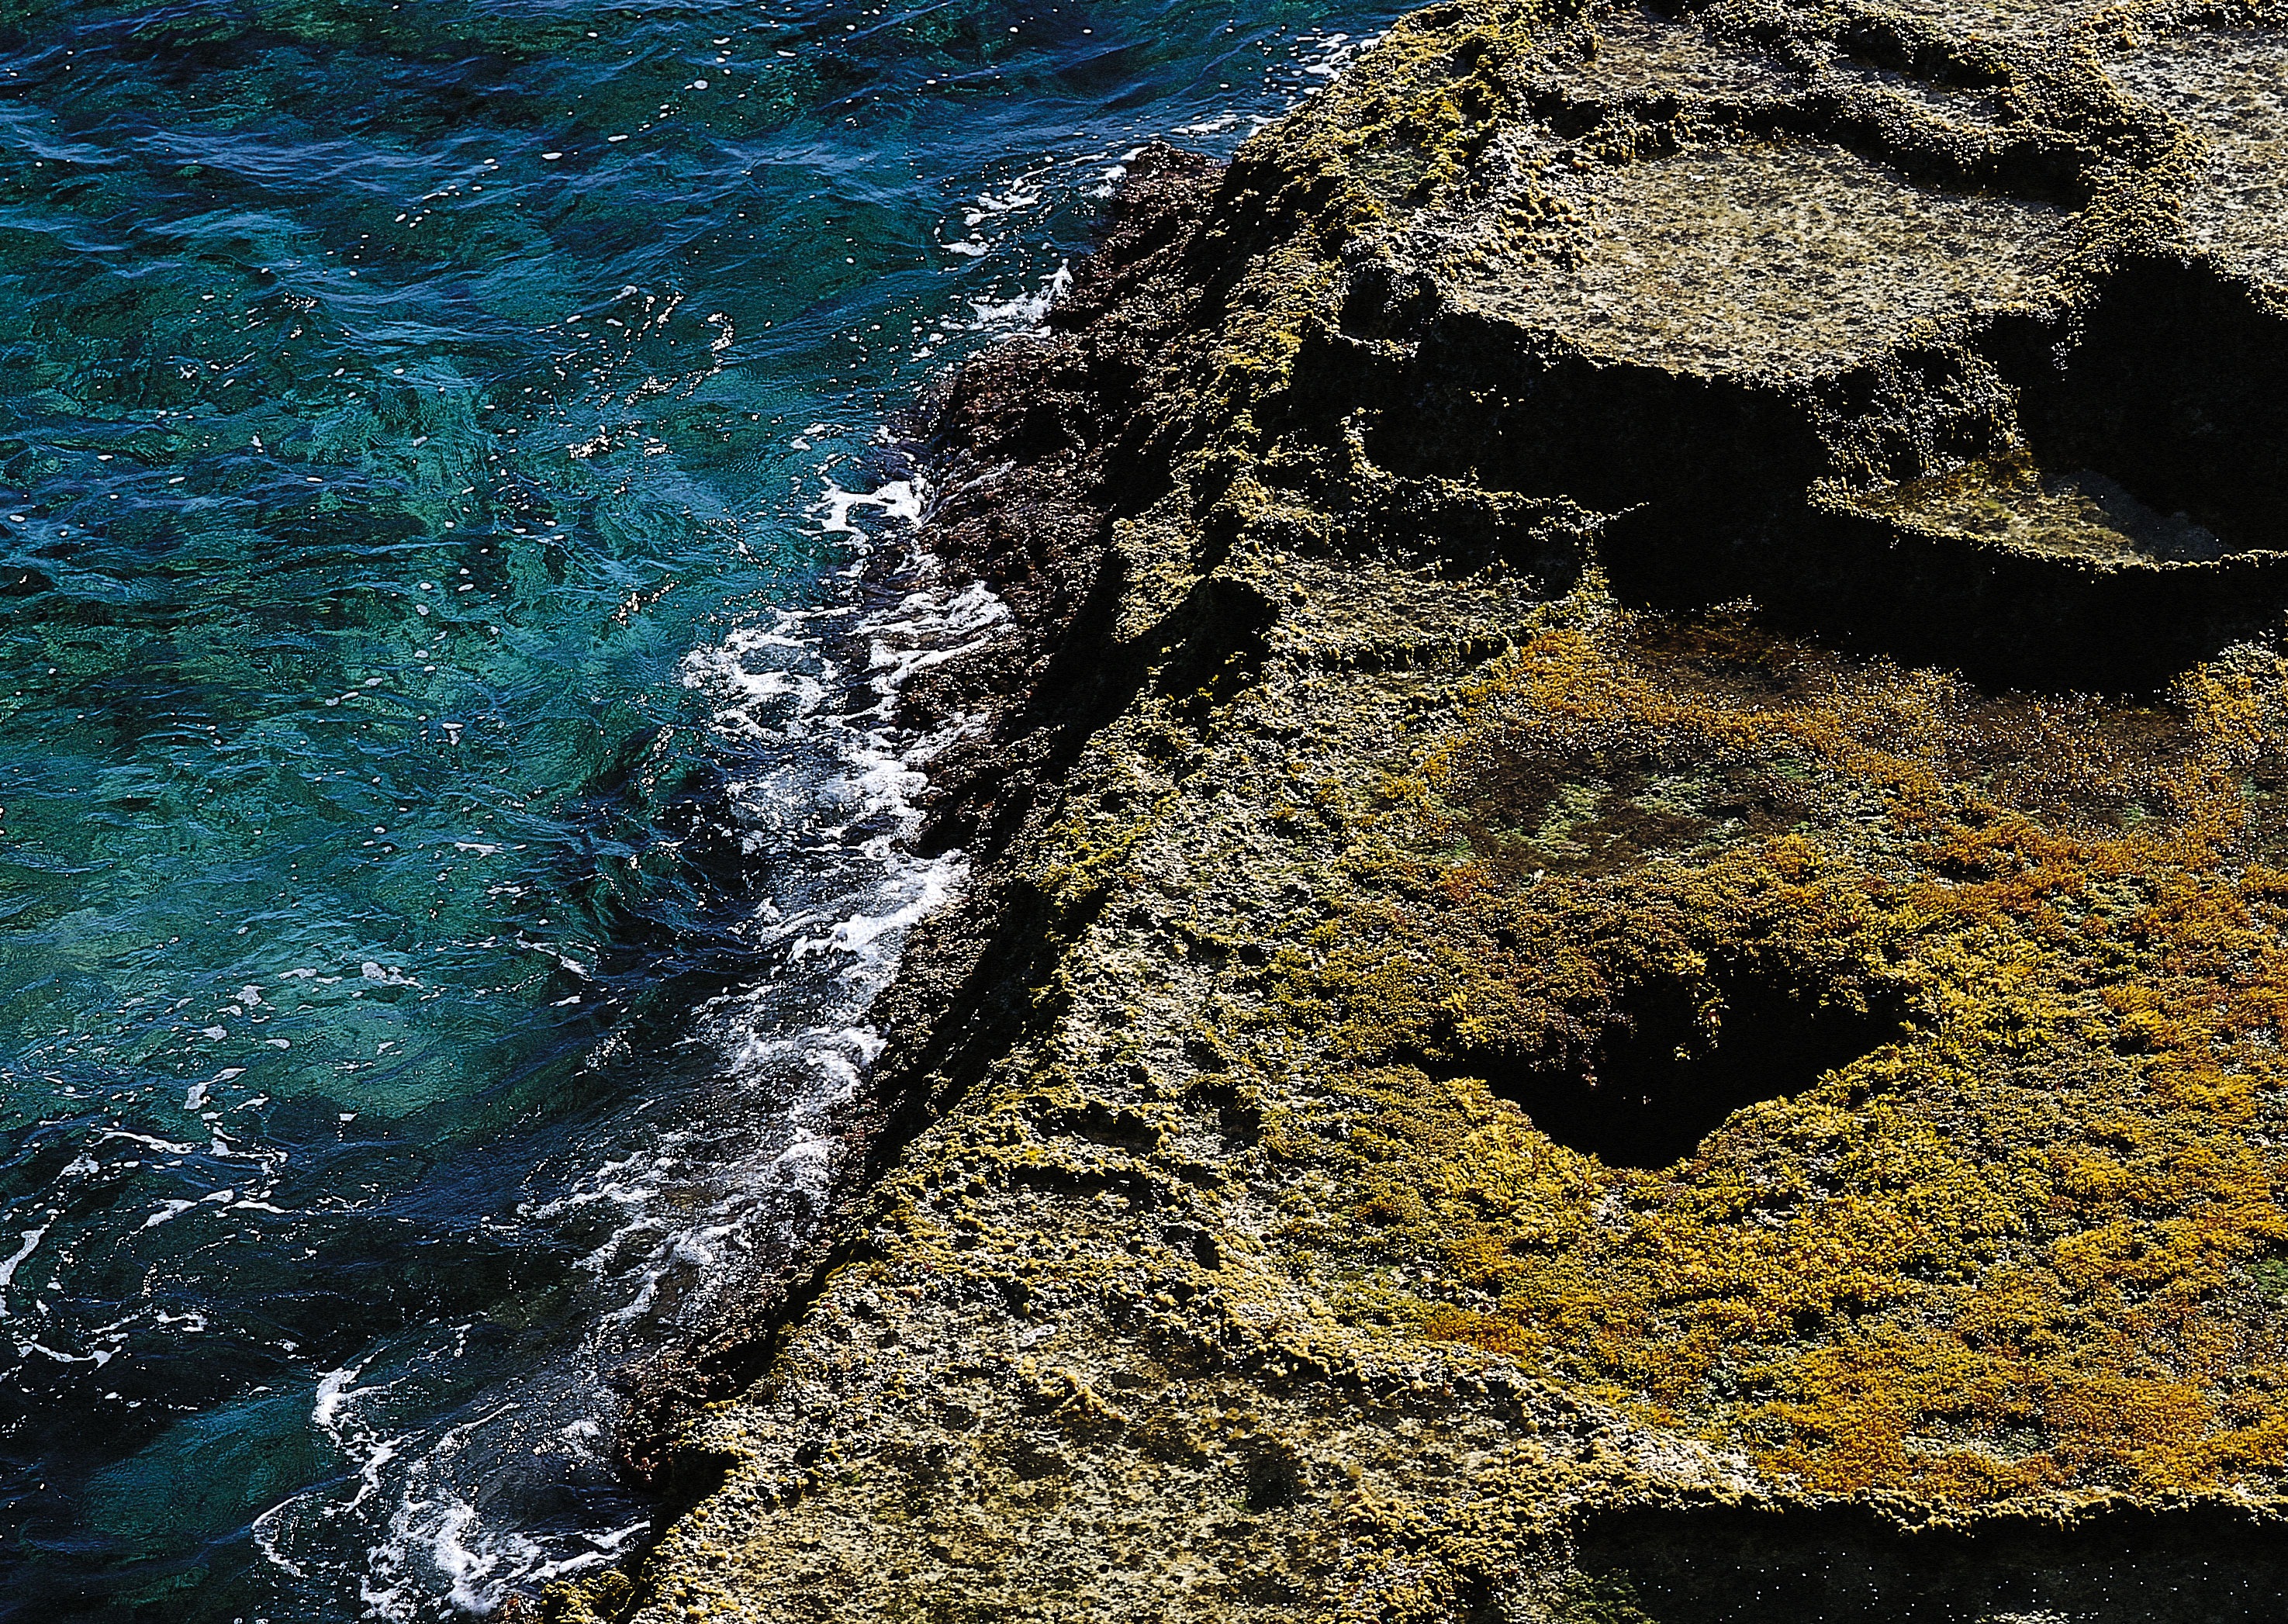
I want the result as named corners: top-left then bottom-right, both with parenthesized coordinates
top-left (1241, 610), bottom-right (2288, 1501)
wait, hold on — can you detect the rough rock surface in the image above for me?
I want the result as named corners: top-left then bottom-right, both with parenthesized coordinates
top-left (567, 2), bottom-right (2288, 1619)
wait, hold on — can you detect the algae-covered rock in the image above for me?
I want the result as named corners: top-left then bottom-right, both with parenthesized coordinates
top-left (585, 3), bottom-right (2288, 1619)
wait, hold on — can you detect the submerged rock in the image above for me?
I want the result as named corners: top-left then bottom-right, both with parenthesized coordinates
top-left (573, 3), bottom-right (2288, 1619)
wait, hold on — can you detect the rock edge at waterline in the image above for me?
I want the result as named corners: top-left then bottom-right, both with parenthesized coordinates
top-left (569, 2), bottom-right (2288, 1618)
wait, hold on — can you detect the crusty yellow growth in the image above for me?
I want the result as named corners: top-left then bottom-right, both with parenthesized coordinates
top-left (1249, 609), bottom-right (2288, 1501)
top-left (597, 2), bottom-right (2288, 1614)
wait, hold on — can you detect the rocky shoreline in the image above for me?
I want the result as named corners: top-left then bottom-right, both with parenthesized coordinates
top-left (565, 2), bottom-right (2288, 1618)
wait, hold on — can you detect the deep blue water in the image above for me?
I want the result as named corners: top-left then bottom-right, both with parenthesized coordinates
top-left (0, 2), bottom-right (1392, 1618)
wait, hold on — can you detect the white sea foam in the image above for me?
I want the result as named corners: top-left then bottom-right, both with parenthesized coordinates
top-left (0, 1224), bottom-right (49, 1315)
top-left (966, 260), bottom-right (1072, 333)
top-left (313, 1361), bottom-right (375, 1437)
top-left (545, 462), bottom-right (1002, 1348)
top-left (256, 444), bottom-right (1011, 1619)
top-left (249, 36), bottom-right (1411, 1605)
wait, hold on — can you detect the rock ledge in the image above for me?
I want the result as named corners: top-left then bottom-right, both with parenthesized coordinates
top-left (569, 5), bottom-right (2288, 1620)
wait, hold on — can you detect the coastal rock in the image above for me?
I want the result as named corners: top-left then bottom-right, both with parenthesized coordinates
top-left (575, 2), bottom-right (2288, 1619)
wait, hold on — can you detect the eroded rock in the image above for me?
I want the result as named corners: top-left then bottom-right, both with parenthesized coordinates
top-left (569, 4), bottom-right (2288, 1620)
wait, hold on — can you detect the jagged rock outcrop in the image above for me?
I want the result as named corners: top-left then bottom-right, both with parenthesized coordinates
top-left (569, 3), bottom-right (2288, 1619)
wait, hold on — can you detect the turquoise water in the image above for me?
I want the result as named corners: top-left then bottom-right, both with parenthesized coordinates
top-left (0, 2), bottom-right (1391, 1618)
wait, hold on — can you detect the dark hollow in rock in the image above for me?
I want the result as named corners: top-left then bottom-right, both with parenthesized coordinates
top-left (1363, 254), bottom-right (2288, 688)
top-left (1239, 1446), bottom-right (1304, 1513)
top-left (2011, 255), bottom-right (2288, 554)
top-left (1560, 1499), bottom-right (2288, 1622)
top-left (1471, 969), bottom-right (1909, 1170)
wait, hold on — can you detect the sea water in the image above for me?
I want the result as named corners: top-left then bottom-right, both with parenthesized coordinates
top-left (0, 3), bottom-right (1393, 1618)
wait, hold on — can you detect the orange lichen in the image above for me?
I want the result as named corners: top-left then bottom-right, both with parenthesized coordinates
top-left (1245, 608), bottom-right (2288, 1502)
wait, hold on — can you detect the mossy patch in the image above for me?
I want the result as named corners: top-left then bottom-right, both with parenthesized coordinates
top-left (1240, 606), bottom-right (2288, 1501)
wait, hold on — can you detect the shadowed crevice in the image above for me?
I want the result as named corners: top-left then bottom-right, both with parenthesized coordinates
top-left (1447, 965), bottom-right (1909, 1170)
top-left (1552, 1498), bottom-right (2288, 1622)
top-left (1365, 254), bottom-right (2288, 689)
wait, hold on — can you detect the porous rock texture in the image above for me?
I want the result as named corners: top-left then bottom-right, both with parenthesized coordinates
top-left (569, 3), bottom-right (2288, 1619)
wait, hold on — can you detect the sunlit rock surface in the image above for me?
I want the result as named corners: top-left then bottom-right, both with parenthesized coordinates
top-left (575, 4), bottom-right (2288, 1620)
